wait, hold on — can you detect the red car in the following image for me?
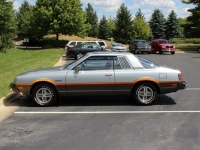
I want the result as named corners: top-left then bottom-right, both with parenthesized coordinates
top-left (150, 39), bottom-right (176, 55)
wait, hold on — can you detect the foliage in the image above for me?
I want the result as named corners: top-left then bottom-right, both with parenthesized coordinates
top-left (165, 10), bottom-right (181, 39)
top-left (149, 9), bottom-right (166, 39)
top-left (33, 0), bottom-right (90, 41)
top-left (181, 0), bottom-right (200, 37)
top-left (132, 14), bottom-right (150, 40)
top-left (113, 3), bottom-right (133, 44)
top-left (170, 38), bottom-right (200, 44)
top-left (178, 17), bottom-right (187, 38)
top-left (107, 17), bottom-right (115, 39)
top-left (135, 9), bottom-right (145, 20)
top-left (85, 3), bottom-right (98, 38)
top-left (15, 0), bottom-right (34, 38)
top-left (0, 0), bottom-right (16, 52)
top-left (0, 48), bottom-right (63, 98)
top-left (98, 15), bottom-right (109, 40)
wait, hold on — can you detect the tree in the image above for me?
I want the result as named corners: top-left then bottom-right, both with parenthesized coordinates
top-left (135, 9), bottom-right (145, 20)
top-left (149, 9), bottom-right (166, 39)
top-left (85, 3), bottom-right (98, 37)
top-left (34, 0), bottom-right (90, 41)
top-left (181, 0), bottom-right (200, 37)
top-left (178, 17), bottom-right (187, 38)
top-left (165, 10), bottom-right (181, 39)
top-left (98, 15), bottom-right (109, 40)
top-left (107, 16), bottom-right (115, 39)
top-left (113, 3), bottom-right (133, 44)
top-left (0, 0), bottom-right (16, 52)
top-left (15, 0), bottom-right (34, 38)
top-left (132, 16), bottom-right (151, 40)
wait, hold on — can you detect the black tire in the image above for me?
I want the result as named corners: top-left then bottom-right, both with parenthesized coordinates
top-left (151, 49), bottom-right (155, 54)
top-left (32, 83), bottom-right (58, 106)
top-left (171, 51), bottom-right (175, 55)
top-left (159, 48), bottom-right (163, 54)
top-left (132, 83), bottom-right (158, 105)
top-left (198, 48), bottom-right (200, 53)
top-left (147, 51), bottom-right (151, 54)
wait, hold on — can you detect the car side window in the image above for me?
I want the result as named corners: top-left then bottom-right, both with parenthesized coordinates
top-left (75, 56), bottom-right (113, 71)
top-left (69, 42), bottom-right (76, 46)
top-left (114, 56), bottom-right (131, 70)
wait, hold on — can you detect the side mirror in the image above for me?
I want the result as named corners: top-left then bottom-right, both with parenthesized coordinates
top-left (75, 65), bottom-right (81, 73)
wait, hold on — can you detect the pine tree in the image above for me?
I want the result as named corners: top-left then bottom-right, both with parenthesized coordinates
top-left (135, 9), bottom-right (145, 20)
top-left (107, 17), bottom-right (115, 39)
top-left (178, 17), bottom-right (187, 38)
top-left (165, 10), bottom-right (181, 39)
top-left (132, 16), bottom-right (151, 40)
top-left (16, 0), bottom-right (34, 38)
top-left (98, 15), bottom-right (109, 40)
top-left (113, 3), bottom-right (133, 44)
top-left (0, 0), bottom-right (16, 52)
top-left (181, 0), bottom-right (200, 37)
top-left (149, 9), bottom-right (166, 39)
top-left (85, 3), bottom-right (98, 37)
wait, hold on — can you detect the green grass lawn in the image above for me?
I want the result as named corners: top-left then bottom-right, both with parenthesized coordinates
top-left (175, 44), bottom-right (200, 51)
top-left (0, 48), bottom-right (63, 98)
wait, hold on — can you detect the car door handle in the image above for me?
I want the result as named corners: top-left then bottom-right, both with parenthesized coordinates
top-left (105, 74), bottom-right (112, 76)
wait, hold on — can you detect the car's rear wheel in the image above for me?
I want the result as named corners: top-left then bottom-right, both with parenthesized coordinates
top-left (132, 83), bottom-right (158, 105)
top-left (32, 83), bottom-right (58, 106)
top-left (171, 51), bottom-right (175, 55)
top-left (76, 53), bottom-right (83, 59)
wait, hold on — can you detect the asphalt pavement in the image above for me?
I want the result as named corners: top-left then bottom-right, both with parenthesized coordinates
top-left (0, 52), bottom-right (200, 150)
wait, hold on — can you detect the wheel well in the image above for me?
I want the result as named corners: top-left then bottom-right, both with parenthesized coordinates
top-left (29, 81), bottom-right (58, 96)
top-left (131, 81), bottom-right (160, 94)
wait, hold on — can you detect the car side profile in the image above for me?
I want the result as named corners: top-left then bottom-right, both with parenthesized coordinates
top-left (150, 39), bottom-right (176, 54)
top-left (10, 52), bottom-right (187, 107)
top-left (66, 43), bottom-right (105, 59)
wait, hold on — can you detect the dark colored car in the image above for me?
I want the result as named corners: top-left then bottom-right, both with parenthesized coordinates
top-left (66, 43), bottom-right (105, 59)
top-left (129, 40), bottom-right (151, 54)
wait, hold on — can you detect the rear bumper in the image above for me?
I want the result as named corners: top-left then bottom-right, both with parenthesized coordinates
top-left (159, 81), bottom-right (188, 94)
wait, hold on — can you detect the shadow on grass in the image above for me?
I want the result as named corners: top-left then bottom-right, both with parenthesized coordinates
top-left (3, 93), bottom-right (176, 107)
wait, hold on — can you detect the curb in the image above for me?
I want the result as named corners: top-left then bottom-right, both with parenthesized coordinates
top-left (0, 56), bottom-right (64, 123)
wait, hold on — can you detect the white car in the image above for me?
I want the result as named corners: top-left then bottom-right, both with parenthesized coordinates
top-left (109, 43), bottom-right (127, 52)
top-left (10, 52), bottom-right (187, 106)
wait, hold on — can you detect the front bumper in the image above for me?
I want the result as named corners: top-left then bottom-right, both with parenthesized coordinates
top-left (10, 83), bottom-right (20, 93)
top-left (161, 48), bottom-right (176, 52)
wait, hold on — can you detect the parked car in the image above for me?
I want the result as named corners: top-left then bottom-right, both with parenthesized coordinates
top-left (150, 39), bottom-right (176, 54)
top-left (129, 39), bottom-right (151, 54)
top-left (109, 43), bottom-right (127, 52)
top-left (65, 40), bottom-right (108, 52)
top-left (66, 43), bottom-right (105, 59)
top-left (198, 47), bottom-right (200, 53)
top-left (10, 52), bottom-right (187, 107)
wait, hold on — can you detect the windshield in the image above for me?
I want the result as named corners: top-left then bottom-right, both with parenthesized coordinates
top-left (113, 43), bottom-right (124, 47)
top-left (64, 54), bottom-right (88, 69)
top-left (135, 56), bottom-right (158, 69)
top-left (135, 40), bottom-right (147, 45)
top-left (159, 40), bottom-right (169, 44)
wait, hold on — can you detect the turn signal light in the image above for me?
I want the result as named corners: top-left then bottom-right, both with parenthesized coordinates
top-left (178, 73), bottom-right (183, 81)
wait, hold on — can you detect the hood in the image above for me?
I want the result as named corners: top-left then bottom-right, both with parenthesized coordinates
top-left (159, 43), bottom-right (174, 46)
top-left (18, 66), bottom-right (63, 76)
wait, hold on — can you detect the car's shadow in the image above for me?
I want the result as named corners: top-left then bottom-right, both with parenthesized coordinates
top-left (3, 94), bottom-right (176, 107)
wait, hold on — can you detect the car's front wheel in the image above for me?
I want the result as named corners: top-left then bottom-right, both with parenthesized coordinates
top-left (171, 51), bottom-right (175, 55)
top-left (198, 48), bottom-right (200, 53)
top-left (32, 83), bottom-right (58, 106)
top-left (132, 83), bottom-right (158, 105)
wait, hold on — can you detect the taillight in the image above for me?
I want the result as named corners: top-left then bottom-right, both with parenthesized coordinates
top-left (178, 73), bottom-right (183, 81)
top-left (67, 47), bottom-right (72, 52)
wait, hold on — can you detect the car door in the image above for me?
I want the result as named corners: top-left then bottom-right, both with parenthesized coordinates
top-left (66, 56), bottom-right (115, 96)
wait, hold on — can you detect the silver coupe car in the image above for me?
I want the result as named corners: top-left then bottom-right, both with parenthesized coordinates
top-left (10, 52), bottom-right (187, 106)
